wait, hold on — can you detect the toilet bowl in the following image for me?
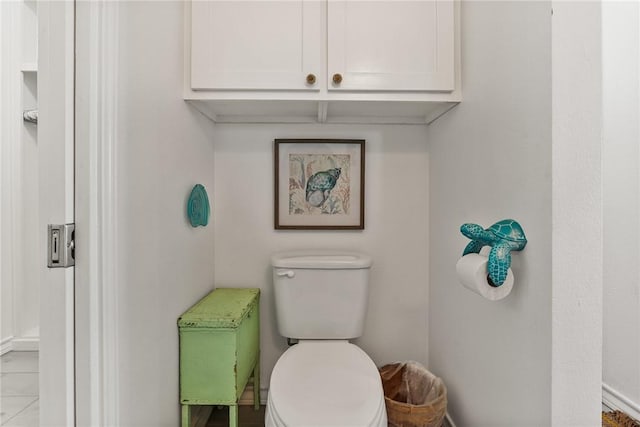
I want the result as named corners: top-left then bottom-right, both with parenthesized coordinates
top-left (267, 251), bottom-right (387, 426)
top-left (265, 341), bottom-right (387, 427)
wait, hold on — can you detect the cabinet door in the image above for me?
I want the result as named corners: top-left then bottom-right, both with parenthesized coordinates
top-left (327, 1), bottom-right (455, 92)
top-left (191, 1), bottom-right (323, 91)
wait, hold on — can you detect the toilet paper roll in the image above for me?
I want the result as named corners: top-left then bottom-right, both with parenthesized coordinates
top-left (455, 253), bottom-right (514, 301)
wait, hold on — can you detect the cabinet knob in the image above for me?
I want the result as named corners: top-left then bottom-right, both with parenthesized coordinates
top-left (332, 73), bottom-right (343, 85)
top-left (306, 73), bottom-right (316, 85)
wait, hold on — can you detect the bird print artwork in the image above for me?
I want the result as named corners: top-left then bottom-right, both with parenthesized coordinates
top-left (288, 153), bottom-right (350, 216)
top-left (305, 168), bottom-right (341, 207)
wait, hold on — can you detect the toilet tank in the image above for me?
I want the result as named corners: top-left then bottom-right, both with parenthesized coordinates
top-left (271, 251), bottom-right (373, 340)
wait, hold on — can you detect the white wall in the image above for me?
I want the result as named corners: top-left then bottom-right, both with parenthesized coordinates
top-left (78, 1), bottom-right (607, 425)
top-left (213, 124), bottom-right (430, 392)
top-left (602, 1), bottom-right (640, 416)
top-left (428, 3), bottom-right (603, 425)
top-left (551, 2), bottom-right (602, 425)
top-left (0, 0), bottom-right (19, 350)
top-left (111, 3), bottom-right (216, 426)
top-left (0, 0), bottom-right (40, 352)
top-left (427, 2), bottom-right (552, 425)
top-left (18, 69), bottom-right (39, 341)
top-left (17, 0), bottom-right (39, 341)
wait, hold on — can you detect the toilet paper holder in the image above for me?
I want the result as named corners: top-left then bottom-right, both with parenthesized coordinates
top-left (459, 219), bottom-right (527, 287)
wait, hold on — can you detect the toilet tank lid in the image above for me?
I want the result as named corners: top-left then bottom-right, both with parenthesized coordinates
top-left (271, 251), bottom-right (372, 269)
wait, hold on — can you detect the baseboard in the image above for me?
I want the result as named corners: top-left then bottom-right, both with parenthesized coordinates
top-left (603, 383), bottom-right (640, 421)
top-left (1, 336), bottom-right (14, 355)
top-left (190, 405), bottom-right (213, 427)
top-left (238, 384), bottom-right (268, 406)
top-left (444, 412), bottom-right (457, 427)
top-left (11, 337), bottom-right (39, 352)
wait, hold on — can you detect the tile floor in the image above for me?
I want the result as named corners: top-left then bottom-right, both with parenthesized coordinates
top-left (0, 353), bottom-right (464, 427)
top-left (0, 352), bottom-right (39, 427)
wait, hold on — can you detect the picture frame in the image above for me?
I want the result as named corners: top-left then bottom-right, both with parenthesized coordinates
top-left (274, 139), bottom-right (365, 230)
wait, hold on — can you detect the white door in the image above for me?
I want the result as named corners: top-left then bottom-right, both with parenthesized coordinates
top-left (189, 0), bottom-right (323, 91)
top-left (327, 0), bottom-right (455, 91)
top-left (37, 2), bottom-right (75, 425)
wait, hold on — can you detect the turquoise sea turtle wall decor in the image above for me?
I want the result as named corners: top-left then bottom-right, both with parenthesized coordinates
top-left (460, 219), bottom-right (527, 287)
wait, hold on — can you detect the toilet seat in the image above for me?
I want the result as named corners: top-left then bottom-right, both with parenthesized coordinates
top-left (266, 341), bottom-right (387, 427)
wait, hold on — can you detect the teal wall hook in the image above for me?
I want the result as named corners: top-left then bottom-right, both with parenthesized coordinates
top-left (187, 184), bottom-right (210, 227)
top-left (460, 219), bottom-right (527, 287)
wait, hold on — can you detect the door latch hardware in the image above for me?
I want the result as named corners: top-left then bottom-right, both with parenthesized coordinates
top-left (48, 224), bottom-right (75, 268)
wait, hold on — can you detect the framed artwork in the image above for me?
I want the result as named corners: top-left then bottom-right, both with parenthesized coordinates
top-left (274, 139), bottom-right (365, 230)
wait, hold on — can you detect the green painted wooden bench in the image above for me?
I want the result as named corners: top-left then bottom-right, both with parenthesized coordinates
top-left (179, 288), bottom-right (260, 427)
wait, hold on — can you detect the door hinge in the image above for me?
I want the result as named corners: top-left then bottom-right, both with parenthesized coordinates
top-left (48, 223), bottom-right (75, 268)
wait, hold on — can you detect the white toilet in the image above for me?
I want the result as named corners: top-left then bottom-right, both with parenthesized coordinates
top-left (265, 251), bottom-right (387, 427)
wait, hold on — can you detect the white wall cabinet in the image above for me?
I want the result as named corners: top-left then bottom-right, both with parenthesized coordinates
top-left (327, 1), bottom-right (454, 92)
top-left (185, 1), bottom-right (460, 124)
top-left (191, 1), bottom-right (323, 91)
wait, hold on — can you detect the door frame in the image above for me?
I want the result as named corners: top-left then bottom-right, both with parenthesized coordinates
top-left (37, 1), bottom-right (76, 424)
top-left (74, 1), bottom-right (120, 425)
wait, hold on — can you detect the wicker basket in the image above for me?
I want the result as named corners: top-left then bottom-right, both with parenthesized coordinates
top-left (602, 411), bottom-right (640, 427)
top-left (379, 362), bottom-right (447, 427)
